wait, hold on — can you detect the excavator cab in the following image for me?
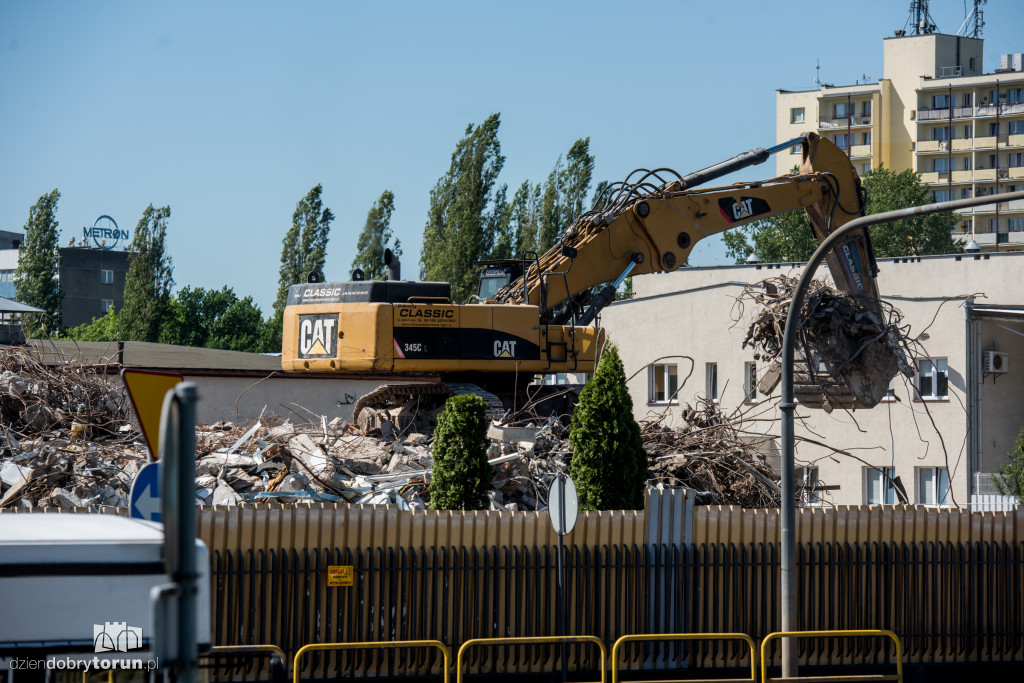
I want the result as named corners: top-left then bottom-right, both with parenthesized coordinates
top-left (475, 260), bottom-right (524, 301)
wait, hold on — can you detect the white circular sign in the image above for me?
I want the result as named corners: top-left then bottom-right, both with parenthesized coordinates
top-left (547, 475), bottom-right (579, 536)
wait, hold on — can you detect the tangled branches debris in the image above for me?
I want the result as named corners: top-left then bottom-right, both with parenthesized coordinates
top-left (735, 275), bottom-right (914, 412)
top-left (643, 397), bottom-right (783, 507)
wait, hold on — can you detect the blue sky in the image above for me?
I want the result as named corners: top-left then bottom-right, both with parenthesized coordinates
top-left (2, 1), bottom-right (1022, 315)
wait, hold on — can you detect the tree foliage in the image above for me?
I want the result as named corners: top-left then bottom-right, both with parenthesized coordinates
top-left (351, 190), bottom-right (401, 280)
top-left (158, 286), bottom-right (268, 352)
top-left (64, 306), bottom-right (119, 342)
top-left (420, 114), bottom-right (505, 301)
top-left (568, 344), bottom-right (647, 510)
top-left (118, 205), bottom-right (173, 342)
top-left (995, 426), bottom-right (1024, 500)
top-left (537, 138), bottom-right (595, 253)
top-left (428, 394), bottom-right (492, 510)
top-left (14, 189), bottom-right (63, 336)
top-left (723, 167), bottom-right (963, 263)
top-left (268, 184), bottom-right (334, 350)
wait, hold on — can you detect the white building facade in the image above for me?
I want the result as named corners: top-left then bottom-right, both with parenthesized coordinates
top-left (601, 252), bottom-right (1024, 509)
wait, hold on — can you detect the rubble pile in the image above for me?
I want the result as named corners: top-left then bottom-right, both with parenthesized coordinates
top-left (642, 398), bottom-right (782, 507)
top-left (735, 275), bottom-right (913, 411)
top-left (0, 347), bottom-right (143, 509)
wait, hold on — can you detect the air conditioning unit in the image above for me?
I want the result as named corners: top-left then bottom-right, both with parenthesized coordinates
top-left (984, 351), bottom-right (1009, 373)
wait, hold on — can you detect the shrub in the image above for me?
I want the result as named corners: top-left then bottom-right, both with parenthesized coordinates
top-left (568, 343), bottom-right (648, 510)
top-left (429, 394), bottom-right (492, 510)
top-left (995, 426), bottom-right (1024, 500)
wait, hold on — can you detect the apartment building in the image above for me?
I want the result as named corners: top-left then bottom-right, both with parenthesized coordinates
top-left (777, 32), bottom-right (1024, 251)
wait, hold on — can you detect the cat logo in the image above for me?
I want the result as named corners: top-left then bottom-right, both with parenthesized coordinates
top-left (718, 196), bottom-right (771, 224)
top-left (298, 314), bottom-right (338, 359)
top-left (493, 340), bottom-right (517, 358)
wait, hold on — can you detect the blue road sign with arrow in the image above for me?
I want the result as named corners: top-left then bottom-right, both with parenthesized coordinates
top-left (130, 462), bottom-right (161, 522)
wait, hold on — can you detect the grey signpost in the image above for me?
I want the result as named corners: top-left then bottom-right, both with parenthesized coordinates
top-left (778, 190), bottom-right (1024, 677)
top-left (548, 473), bottom-right (578, 682)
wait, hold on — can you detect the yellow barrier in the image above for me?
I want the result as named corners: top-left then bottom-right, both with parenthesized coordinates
top-left (611, 633), bottom-right (757, 683)
top-left (759, 630), bottom-right (903, 682)
top-left (456, 636), bottom-right (607, 683)
top-left (293, 640), bottom-right (451, 683)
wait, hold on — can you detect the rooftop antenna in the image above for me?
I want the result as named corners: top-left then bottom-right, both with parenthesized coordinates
top-left (956, 0), bottom-right (987, 38)
top-left (904, 0), bottom-right (937, 36)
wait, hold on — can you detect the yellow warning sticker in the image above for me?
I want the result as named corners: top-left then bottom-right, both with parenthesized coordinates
top-left (327, 565), bottom-right (354, 587)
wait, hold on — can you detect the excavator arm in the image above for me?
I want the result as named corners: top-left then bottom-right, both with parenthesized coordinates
top-left (494, 133), bottom-right (878, 322)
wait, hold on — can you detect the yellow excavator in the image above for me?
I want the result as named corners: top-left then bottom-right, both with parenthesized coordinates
top-left (282, 132), bottom-right (888, 429)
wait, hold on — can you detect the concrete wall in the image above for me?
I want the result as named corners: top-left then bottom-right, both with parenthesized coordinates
top-left (601, 251), bottom-right (1024, 507)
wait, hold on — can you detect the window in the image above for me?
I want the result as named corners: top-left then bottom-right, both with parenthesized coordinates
top-left (933, 157), bottom-right (954, 173)
top-left (916, 358), bottom-right (948, 399)
top-left (990, 122), bottom-right (1000, 137)
top-left (963, 156), bottom-right (972, 171)
top-left (101, 300), bottom-right (114, 312)
top-left (0, 269), bottom-right (14, 282)
top-left (790, 144), bottom-right (802, 155)
top-left (834, 134), bottom-right (850, 149)
top-left (865, 467), bottom-right (896, 505)
top-left (961, 188), bottom-right (973, 200)
top-left (1011, 120), bottom-right (1024, 135)
top-left (969, 57), bottom-right (976, 73)
top-left (1008, 88), bottom-right (1024, 105)
top-left (963, 124), bottom-right (972, 138)
top-left (862, 100), bottom-right (872, 116)
top-left (1009, 153), bottom-right (1024, 168)
top-left (932, 126), bottom-right (950, 141)
top-left (862, 163), bottom-right (871, 174)
top-left (990, 154), bottom-right (999, 169)
top-left (933, 189), bottom-right (951, 203)
top-left (962, 92), bottom-right (973, 107)
top-left (933, 94), bottom-right (951, 108)
top-left (833, 102), bottom-right (849, 119)
top-left (790, 107), bottom-right (805, 124)
top-left (799, 467), bottom-right (824, 507)
top-left (1009, 218), bottom-right (1024, 232)
top-left (918, 467), bottom-right (951, 505)
top-left (705, 362), bottom-right (718, 402)
top-left (100, 269), bottom-right (114, 284)
top-left (648, 363), bottom-right (678, 404)
top-left (861, 132), bottom-right (871, 145)
top-left (744, 362), bottom-right (757, 402)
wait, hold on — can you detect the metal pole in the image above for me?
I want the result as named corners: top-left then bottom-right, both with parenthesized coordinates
top-left (175, 382), bottom-right (199, 683)
top-left (779, 190), bottom-right (1024, 677)
top-left (556, 473), bottom-right (567, 682)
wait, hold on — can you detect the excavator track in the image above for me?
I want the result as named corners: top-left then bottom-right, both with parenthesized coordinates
top-left (352, 382), bottom-right (507, 434)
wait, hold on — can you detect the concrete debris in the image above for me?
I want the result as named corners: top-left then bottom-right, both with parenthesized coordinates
top-left (0, 344), bottom-right (805, 513)
top-left (736, 275), bottom-right (914, 411)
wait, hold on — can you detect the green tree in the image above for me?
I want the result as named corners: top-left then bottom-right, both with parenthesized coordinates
top-left (420, 114), bottom-right (505, 302)
top-left (351, 190), bottom-right (400, 280)
top-left (535, 138), bottom-right (596, 253)
top-left (14, 189), bottom-right (63, 336)
top-left (63, 306), bottom-right (119, 341)
top-left (118, 205), bottom-right (173, 342)
top-left (995, 426), bottom-right (1024, 500)
top-left (723, 166), bottom-right (963, 263)
top-left (568, 344), bottom-right (648, 510)
top-left (270, 184), bottom-right (334, 347)
top-left (428, 394), bottom-right (492, 510)
top-left (159, 285), bottom-right (268, 352)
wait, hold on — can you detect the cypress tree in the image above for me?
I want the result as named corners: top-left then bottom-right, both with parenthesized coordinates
top-left (15, 189), bottom-right (63, 335)
top-left (118, 205), bottom-right (173, 342)
top-left (568, 344), bottom-right (648, 510)
top-left (429, 394), bottom-right (492, 511)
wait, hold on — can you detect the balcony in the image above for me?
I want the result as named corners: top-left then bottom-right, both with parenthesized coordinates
top-left (952, 170), bottom-right (974, 183)
top-left (974, 136), bottom-right (998, 149)
top-left (952, 138), bottom-right (973, 151)
top-left (977, 102), bottom-right (1024, 117)
top-left (920, 171), bottom-right (940, 183)
top-left (917, 140), bottom-right (943, 152)
top-left (1010, 167), bottom-right (1024, 179)
top-left (918, 108), bottom-right (949, 121)
top-left (849, 144), bottom-right (871, 158)
top-left (1010, 134), bottom-right (1024, 147)
top-left (973, 232), bottom-right (997, 246)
